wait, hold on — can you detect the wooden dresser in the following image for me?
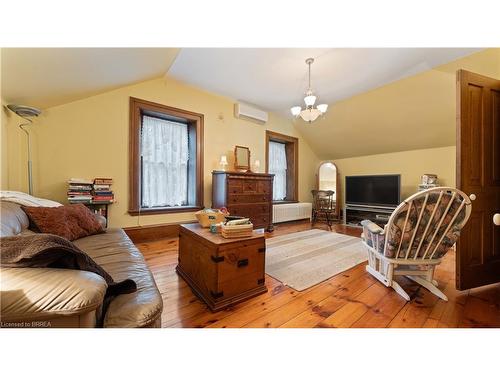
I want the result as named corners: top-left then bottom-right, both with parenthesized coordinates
top-left (176, 223), bottom-right (267, 311)
top-left (212, 171), bottom-right (274, 232)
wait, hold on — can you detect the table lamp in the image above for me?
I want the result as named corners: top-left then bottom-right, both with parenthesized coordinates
top-left (253, 159), bottom-right (260, 173)
top-left (219, 155), bottom-right (228, 171)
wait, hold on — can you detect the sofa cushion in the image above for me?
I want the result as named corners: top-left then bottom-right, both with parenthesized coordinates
top-left (1, 267), bottom-right (107, 323)
top-left (73, 229), bottom-right (163, 328)
top-left (0, 201), bottom-right (30, 237)
top-left (22, 204), bottom-right (104, 241)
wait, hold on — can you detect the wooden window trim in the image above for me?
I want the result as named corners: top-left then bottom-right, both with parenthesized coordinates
top-left (129, 97), bottom-right (204, 215)
top-left (265, 130), bottom-right (299, 203)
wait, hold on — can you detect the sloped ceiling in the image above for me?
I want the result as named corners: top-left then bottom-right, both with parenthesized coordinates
top-left (1, 48), bottom-right (179, 109)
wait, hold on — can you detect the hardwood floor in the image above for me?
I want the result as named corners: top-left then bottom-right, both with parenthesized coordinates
top-left (135, 220), bottom-right (500, 328)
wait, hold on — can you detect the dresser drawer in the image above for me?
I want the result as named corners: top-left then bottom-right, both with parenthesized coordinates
top-left (252, 213), bottom-right (271, 228)
top-left (242, 180), bottom-right (258, 193)
top-left (228, 194), bottom-right (269, 204)
top-left (228, 178), bottom-right (271, 195)
top-left (227, 179), bottom-right (243, 194)
top-left (228, 203), bottom-right (269, 216)
top-left (257, 180), bottom-right (272, 194)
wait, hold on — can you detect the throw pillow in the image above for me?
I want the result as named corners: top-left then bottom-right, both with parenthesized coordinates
top-left (21, 204), bottom-right (105, 241)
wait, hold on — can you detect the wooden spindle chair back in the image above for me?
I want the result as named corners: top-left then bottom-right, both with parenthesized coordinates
top-left (362, 187), bottom-right (472, 301)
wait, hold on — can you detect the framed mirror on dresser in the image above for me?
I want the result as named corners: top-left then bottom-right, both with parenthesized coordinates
top-left (234, 146), bottom-right (250, 171)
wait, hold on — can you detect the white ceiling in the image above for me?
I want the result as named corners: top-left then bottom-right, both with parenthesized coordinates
top-left (168, 48), bottom-right (481, 114)
top-left (1, 48), bottom-right (179, 109)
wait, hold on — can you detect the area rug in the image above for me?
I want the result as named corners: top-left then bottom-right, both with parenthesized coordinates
top-left (265, 229), bottom-right (367, 291)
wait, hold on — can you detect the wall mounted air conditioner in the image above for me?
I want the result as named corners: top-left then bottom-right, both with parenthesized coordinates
top-left (234, 102), bottom-right (268, 124)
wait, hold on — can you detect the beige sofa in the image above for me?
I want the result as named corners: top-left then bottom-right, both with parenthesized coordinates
top-left (0, 201), bottom-right (163, 328)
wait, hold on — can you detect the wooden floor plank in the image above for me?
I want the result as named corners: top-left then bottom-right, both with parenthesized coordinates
top-left (350, 285), bottom-right (408, 328)
top-left (316, 282), bottom-right (391, 328)
top-left (241, 265), bottom-right (369, 328)
top-left (280, 273), bottom-right (376, 328)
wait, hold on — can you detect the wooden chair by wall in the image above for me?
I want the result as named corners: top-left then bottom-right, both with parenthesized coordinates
top-left (361, 187), bottom-right (472, 301)
top-left (311, 190), bottom-right (336, 228)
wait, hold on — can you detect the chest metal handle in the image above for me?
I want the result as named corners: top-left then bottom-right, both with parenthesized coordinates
top-left (237, 259), bottom-right (249, 267)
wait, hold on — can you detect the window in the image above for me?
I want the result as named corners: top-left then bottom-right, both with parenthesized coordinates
top-left (268, 141), bottom-right (287, 200)
top-left (129, 97), bottom-right (203, 215)
top-left (265, 130), bottom-right (299, 203)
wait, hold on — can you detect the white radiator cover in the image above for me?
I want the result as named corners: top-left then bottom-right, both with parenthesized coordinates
top-left (272, 202), bottom-right (312, 223)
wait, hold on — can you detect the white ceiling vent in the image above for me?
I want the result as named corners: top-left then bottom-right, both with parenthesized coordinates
top-left (234, 102), bottom-right (268, 124)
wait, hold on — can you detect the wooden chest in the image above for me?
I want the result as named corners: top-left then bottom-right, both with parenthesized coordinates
top-left (176, 223), bottom-right (267, 311)
top-left (212, 171), bottom-right (274, 231)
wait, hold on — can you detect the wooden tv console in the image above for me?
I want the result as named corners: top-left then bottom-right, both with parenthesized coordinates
top-left (344, 204), bottom-right (397, 227)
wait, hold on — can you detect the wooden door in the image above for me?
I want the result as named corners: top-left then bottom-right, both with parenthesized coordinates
top-left (456, 69), bottom-right (500, 290)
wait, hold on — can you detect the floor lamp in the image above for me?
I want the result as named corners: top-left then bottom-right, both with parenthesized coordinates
top-left (6, 104), bottom-right (42, 196)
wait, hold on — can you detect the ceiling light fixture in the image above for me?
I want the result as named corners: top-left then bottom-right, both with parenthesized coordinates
top-left (291, 58), bottom-right (328, 123)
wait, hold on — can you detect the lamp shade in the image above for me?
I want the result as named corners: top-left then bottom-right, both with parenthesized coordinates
top-left (220, 155), bottom-right (228, 165)
top-left (317, 104), bottom-right (328, 113)
top-left (304, 94), bottom-right (317, 107)
top-left (300, 108), bottom-right (321, 123)
top-left (290, 106), bottom-right (301, 116)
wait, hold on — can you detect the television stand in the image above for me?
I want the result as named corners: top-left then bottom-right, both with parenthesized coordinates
top-left (344, 204), bottom-right (397, 227)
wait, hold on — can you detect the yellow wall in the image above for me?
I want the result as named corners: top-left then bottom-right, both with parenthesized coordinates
top-left (5, 76), bottom-right (321, 228)
top-left (333, 145), bottom-right (456, 206)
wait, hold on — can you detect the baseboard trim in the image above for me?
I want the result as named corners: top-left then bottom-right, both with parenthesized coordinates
top-left (124, 220), bottom-right (197, 243)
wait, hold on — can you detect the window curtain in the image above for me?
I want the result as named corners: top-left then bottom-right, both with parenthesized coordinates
top-left (269, 141), bottom-right (287, 201)
top-left (141, 115), bottom-right (189, 208)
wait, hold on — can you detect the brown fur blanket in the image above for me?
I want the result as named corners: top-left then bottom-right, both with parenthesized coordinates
top-left (1, 234), bottom-right (137, 326)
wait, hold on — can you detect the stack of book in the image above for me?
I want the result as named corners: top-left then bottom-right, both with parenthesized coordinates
top-left (92, 178), bottom-right (114, 203)
top-left (67, 178), bottom-right (93, 203)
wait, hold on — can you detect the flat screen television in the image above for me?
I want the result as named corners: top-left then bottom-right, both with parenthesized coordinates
top-left (345, 174), bottom-right (401, 207)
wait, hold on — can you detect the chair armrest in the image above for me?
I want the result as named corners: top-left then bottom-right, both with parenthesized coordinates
top-left (360, 220), bottom-right (386, 254)
top-left (1, 267), bottom-right (107, 323)
top-left (360, 220), bottom-right (384, 234)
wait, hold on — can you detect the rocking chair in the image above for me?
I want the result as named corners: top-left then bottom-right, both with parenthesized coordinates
top-left (361, 187), bottom-right (472, 301)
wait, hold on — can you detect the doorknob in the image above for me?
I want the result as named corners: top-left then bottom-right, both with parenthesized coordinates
top-left (494, 214), bottom-right (500, 226)
top-left (469, 194), bottom-right (476, 201)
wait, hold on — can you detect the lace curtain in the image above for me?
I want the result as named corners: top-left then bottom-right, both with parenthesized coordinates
top-left (268, 141), bottom-right (287, 200)
top-left (141, 115), bottom-right (189, 208)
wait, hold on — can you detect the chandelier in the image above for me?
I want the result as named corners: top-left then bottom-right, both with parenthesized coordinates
top-left (290, 58), bottom-right (328, 123)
